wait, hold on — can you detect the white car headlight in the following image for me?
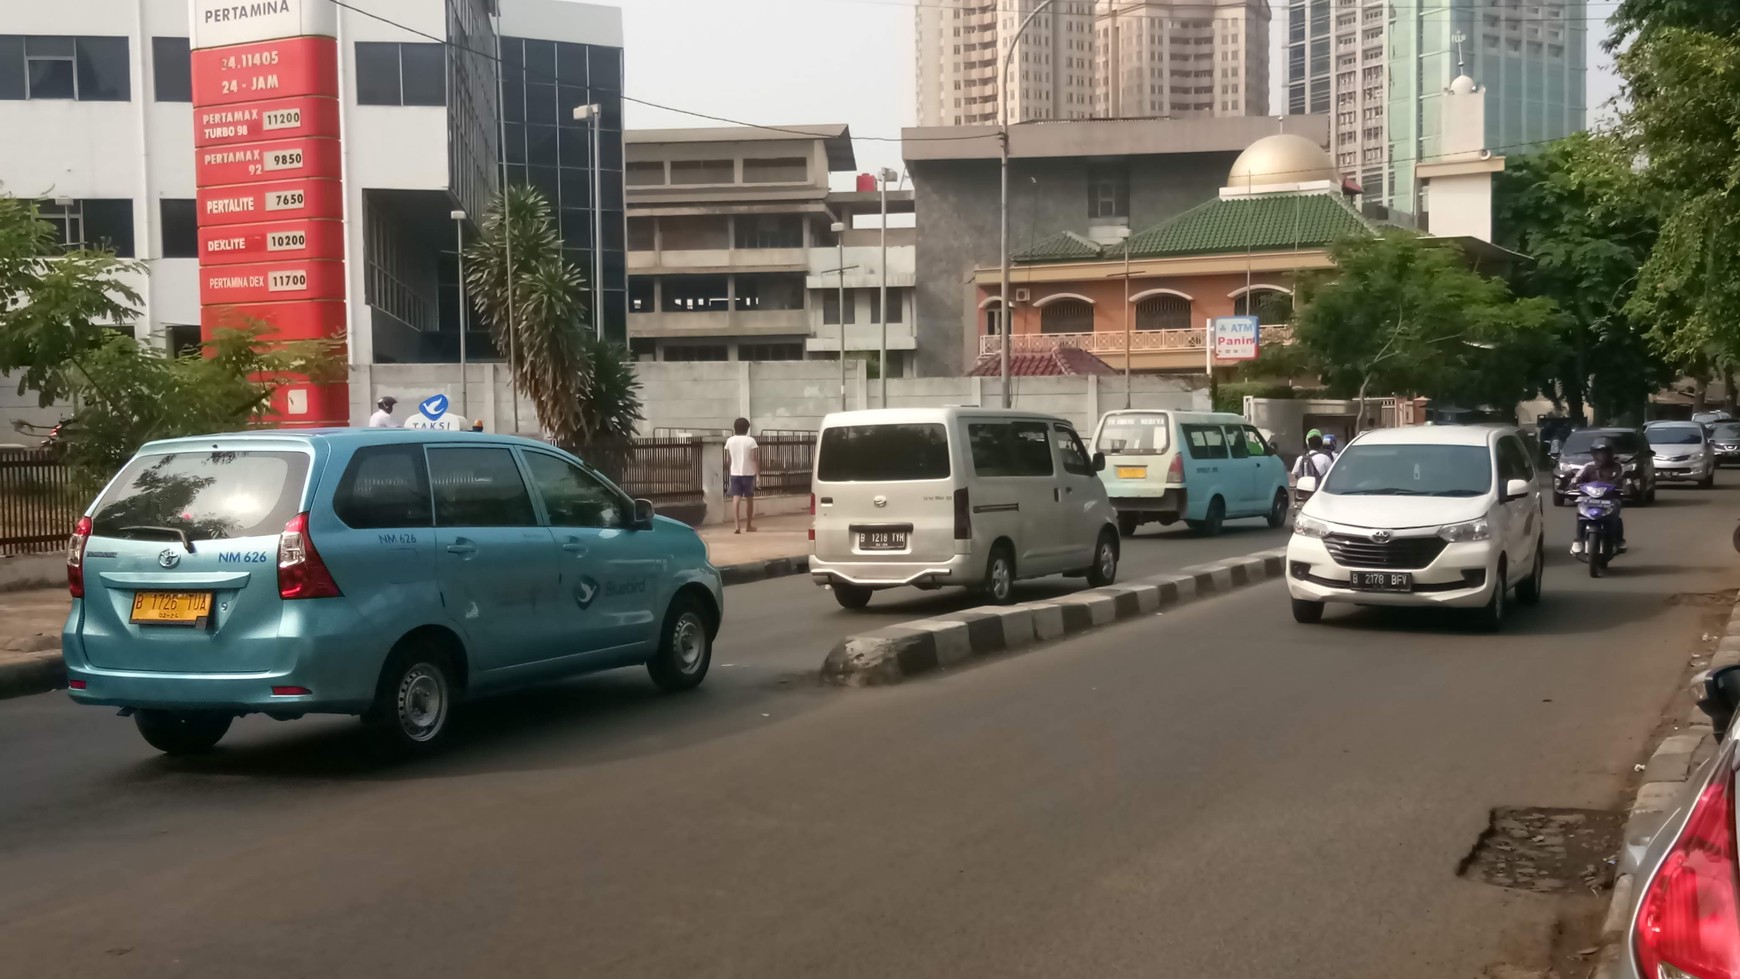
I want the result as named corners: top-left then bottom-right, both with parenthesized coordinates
top-left (1294, 514), bottom-right (1330, 539)
top-left (1438, 518), bottom-right (1491, 543)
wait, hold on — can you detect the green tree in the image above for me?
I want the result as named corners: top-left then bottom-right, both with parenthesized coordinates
top-left (463, 184), bottom-right (642, 450)
top-left (1291, 231), bottom-right (1558, 427)
top-left (1609, 0), bottom-right (1740, 47)
top-left (1494, 132), bottom-right (1667, 423)
top-left (0, 194), bottom-right (338, 490)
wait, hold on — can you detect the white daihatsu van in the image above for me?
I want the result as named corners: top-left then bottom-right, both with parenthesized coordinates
top-left (808, 408), bottom-right (1120, 609)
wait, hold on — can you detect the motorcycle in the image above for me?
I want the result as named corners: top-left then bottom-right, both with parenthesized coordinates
top-left (1575, 481), bottom-right (1623, 578)
top-left (37, 419), bottom-right (66, 451)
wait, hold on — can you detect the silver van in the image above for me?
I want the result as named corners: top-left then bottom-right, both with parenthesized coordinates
top-left (808, 408), bottom-right (1120, 608)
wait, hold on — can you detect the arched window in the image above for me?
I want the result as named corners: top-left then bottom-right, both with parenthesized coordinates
top-left (982, 299), bottom-right (1004, 335)
top-left (1135, 294), bottom-right (1193, 331)
top-left (1233, 288), bottom-right (1293, 322)
top-left (1040, 298), bottom-right (1094, 334)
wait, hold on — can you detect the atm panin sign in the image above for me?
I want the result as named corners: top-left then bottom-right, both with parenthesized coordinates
top-left (1212, 315), bottom-right (1260, 362)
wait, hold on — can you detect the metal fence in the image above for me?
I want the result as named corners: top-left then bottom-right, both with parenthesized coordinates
top-left (752, 433), bottom-right (816, 496)
top-left (0, 449), bottom-right (80, 556)
top-left (581, 438), bottom-right (706, 505)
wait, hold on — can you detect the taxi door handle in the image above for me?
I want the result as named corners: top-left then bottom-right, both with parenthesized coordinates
top-left (446, 540), bottom-right (477, 556)
top-left (561, 539), bottom-right (588, 556)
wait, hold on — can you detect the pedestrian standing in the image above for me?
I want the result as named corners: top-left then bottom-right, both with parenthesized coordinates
top-left (368, 396), bottom-right (400, 428)
top-left (725, 417), bottom-right (759, 534)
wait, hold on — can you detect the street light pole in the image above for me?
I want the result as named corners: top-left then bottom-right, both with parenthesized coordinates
top-left (494, 24), bottom-right (518, 434)
top-left (833, 221), bottom-right (847, 411)
top-left (573, 103), bottom-right (604, 340)
top-left (451, 209), bottom-right (469, 419)
top-left (877, 167), bottom-right (896, 407)
top-left (999, 0), bottom-right (1060, 409)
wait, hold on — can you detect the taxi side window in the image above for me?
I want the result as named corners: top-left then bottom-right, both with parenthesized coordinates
top-left (1241, 426), bottom-right (1271, 457)
top-left (1224, 425), bottom-right (1250, 459)
top-left (332, 444), bottom-right (432, 529)
top-left (523, 452), bottom-right (625, 529)
top-left (1183, 424), bottom-right (1228, 460)
top-left (426, 446), bottom-right (537, 527)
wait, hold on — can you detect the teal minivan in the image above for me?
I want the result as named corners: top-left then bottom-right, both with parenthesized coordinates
top-left (1090, 410), bottom-right (1291, 536)
top-left (62, 429), bottom-right (723, 754)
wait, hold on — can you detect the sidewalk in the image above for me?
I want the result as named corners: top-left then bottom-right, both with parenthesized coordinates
top-left (697, 512), bottom-right (812, 585)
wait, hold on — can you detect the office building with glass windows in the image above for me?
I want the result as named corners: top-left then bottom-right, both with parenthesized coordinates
top-left (1285, 0), bottom-right (1585, 214)
top-left (0, 0), bottom-right (625, 375)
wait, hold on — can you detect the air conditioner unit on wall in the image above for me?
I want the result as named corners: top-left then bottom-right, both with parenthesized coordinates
top-left (1015, 288), bottom-right (1031, 302)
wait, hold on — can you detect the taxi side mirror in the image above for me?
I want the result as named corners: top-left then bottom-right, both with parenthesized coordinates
top-left (632, 499), bottom-right (656, 529)
top-left (1092, 451), bottom-right (1106, 472)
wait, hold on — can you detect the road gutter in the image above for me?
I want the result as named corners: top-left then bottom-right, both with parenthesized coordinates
top-left (822, 549), bottom-right (1286, 686)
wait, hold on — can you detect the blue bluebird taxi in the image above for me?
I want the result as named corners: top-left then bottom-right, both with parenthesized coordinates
top-left (62, 429), bottom-right (723, 754)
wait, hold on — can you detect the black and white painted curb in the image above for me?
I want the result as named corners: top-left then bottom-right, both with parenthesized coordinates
top-left (1591, 601), bottom-right (1738, 979)
top-left (821, 549), bottom-right (1287, 687)
top-left (718, 555), bottom-right (809, 587)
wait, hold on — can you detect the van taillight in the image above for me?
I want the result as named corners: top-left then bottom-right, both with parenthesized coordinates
top-left (67, 516), bottom-right (91, 598)
top-left (1634, 771), bottom-right (1740, 979)
top-left (1167, 453), bottom-right (1185, 485)
top-left (808, 493), bottom-right (816, 542)
top-left (954, 488), bottom-right (971, 540)
top-left (277, 513), bottom-right (341, 600)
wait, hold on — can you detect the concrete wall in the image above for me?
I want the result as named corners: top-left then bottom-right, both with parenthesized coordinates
top-left (356, 360), bottom-right (1209, 437)
top-left (909, 152), bottom-right (1243, 378)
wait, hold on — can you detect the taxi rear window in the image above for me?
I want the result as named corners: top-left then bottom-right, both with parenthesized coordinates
top-left (91, 450), bottom-right (310, 542)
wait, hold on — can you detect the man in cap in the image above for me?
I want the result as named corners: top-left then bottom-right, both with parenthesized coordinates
top-left (368, 396), bottom-right (400, 428)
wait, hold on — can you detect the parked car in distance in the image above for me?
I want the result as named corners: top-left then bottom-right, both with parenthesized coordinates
top-left (808, 407), bottom-right (1119, 609)
top-left (1692, 409), bottom-right (1733, 428)
top-left (1647, 421), bottom-right (1717, 488)
top-left (62, 429), bottom-right (723, 754)
top-left (1285, 425), bottom-right (1545, 631)
top-left (1090, 409), bottom-right (1290, 538)
top-left (1710, 421), bottom-right (1740, 467)
top-left (1552, 428), bottom-right (1655, 506)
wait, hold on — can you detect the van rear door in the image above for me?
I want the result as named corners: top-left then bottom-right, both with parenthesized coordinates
top-left (73, 444), bottom-right (314, 675)
top-left (813, 422), bottom-right (955, 564)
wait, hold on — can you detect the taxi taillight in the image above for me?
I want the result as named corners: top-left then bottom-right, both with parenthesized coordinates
top-left (277, 513), bottom-right (341, 600)
top-left (67, 516), bottom-right (91, 599)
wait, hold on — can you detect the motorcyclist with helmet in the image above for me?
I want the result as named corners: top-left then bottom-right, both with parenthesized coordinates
top-left (1570, 437), bottom-right (1627, 555)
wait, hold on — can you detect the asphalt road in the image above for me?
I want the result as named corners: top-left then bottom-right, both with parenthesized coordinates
top-left (0, 486), bottom-right (1732, 978)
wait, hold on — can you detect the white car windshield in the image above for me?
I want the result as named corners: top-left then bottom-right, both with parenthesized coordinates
top-left (1647, 426), bottom-right (1703, 446)
top-left (1320, 443), bottom-right (1493, 498)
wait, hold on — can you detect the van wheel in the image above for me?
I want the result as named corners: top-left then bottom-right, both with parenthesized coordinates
top-left (648, 595), bottom-right (712, 692)
top-left (1266, 489), bottom-right (1290, 529)
top-left (1117, 513), bottom-right (1140, 538)
top-left (1189, 498), bottom-right (1226, 537)
top-left (1291, 598), bottom-right (1324, 624)
top-left (134, 709), bottom-right (231, 755)
top-left (832, 583), bottom-right (873, 610)
top-left (369, 641), bottom-right (457, 753)
top-left (982, 545), bottom-right (1016, 606)
top-left (1085, 530), bottom-right (1119, 588)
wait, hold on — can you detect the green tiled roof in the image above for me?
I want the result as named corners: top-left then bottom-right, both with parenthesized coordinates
top-left (1014, 230), bottom-right (1103, 262)
top-left (1123, 193), bottom-right (1372, 259)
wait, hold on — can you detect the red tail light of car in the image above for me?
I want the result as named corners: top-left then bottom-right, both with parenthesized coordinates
top-left (277, 513), bottom-right (341, 600)
top-left (1635, 770), bottom-right (1740, 979)
top-left (1167, 453), bottom-right (1185, 485)
top-left (67, 516), bottom-right (92, 598)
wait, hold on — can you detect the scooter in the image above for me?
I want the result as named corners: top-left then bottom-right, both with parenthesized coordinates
top-left (1575, 481), bottom-right (1623, 578)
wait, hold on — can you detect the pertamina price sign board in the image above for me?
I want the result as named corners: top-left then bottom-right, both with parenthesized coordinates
top-left (1212, 315), bottom-right (1261, 362)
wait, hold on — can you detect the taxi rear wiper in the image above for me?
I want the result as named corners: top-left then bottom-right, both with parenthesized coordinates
top-left (120, 525), bottom-right (196, 553)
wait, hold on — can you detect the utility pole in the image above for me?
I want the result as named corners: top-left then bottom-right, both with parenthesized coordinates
top-left (999, 0), bottom-right (1060, 408)
top-left (451, 209), bottom-right (469, 418)
top-left (833, 221), bottom-right (847, 411)
top-left (877, 167), bottom-right (896, 407)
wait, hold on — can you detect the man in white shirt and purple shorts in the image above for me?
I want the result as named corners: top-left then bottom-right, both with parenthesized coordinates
top-left (725, 417), bottom-right (759, 533)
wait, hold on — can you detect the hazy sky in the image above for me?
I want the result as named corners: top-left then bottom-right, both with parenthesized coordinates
top-left (614, 0), bottom-right (1623, 180)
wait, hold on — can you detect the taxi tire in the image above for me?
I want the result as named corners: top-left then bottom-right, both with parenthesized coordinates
top-left (134, 709), bottom-right (232, 755)
top-left (368, 641), bottom-right (457, 755)
top-left (1266, 489), bottom-right (1290, 529)
top-left (648, 595), bottom-right (712, 692)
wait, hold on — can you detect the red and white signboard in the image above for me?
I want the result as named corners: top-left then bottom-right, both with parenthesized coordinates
top-left (199, 218), bottom-right (343, 266)
top-left (197, 178), bottom-right (342, 227)
top-left (196, 136), bottom-right (340, 187)
top-left (190, 36), bottom-right (337, 107)
top-left (201, 259), bottom-right (346, 306)
top-left (191, 0), bottom-right (337, 51)
top-left (1211, 315), bottom-right (1262, 362)
top-left (191, 0), bottom-right (348, 427)
top-left (194, 96), bottom-right (340, 148)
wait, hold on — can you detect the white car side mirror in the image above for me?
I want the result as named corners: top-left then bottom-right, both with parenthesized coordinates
top-left (1504, 478), bottom-right (1531, 501)
top-left (1295, 476), bottom-right (1318, 493)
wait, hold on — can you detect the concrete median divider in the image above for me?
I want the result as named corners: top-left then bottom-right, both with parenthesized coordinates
top-left (822, 549), bottom-right (1286, 687)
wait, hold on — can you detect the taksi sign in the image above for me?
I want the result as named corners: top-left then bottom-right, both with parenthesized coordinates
top-left (1212, 315), bottom-right (1260, 362)
top-left (403, 394), bottom-right (468, 431)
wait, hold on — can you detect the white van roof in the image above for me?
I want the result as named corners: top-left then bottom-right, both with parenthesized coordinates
top-left (1096, 409), bottom-right (1248, 425)
top-left (821, 407), bottom-right (1073, 427)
